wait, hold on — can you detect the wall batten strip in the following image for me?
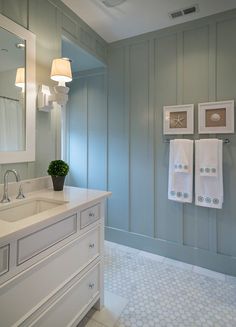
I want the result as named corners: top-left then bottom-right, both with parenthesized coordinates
top-left (125, 45), bottom-right (131, 233)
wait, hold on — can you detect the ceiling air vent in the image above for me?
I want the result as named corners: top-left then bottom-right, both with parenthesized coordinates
top-left (169, 4), bottom-right (199, 20)
top-left (170, 11), bottom-right (183, 19)
top-left (183, 6), bottom-right (197, 15)
top-left (101, 0), bottom-right (126, 8)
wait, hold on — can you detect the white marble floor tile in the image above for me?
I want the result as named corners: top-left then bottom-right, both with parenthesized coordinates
top-left (193, 265), bottom-right (226, 281)
top-left (164, 257), bottom-right (193, 271)
top-left (91, 291), bottom-right (128, 327)
top-left (78, 242), bottom-right (236, 327)
top-left (138, 250), bottom-right (165, 262)
top-left (104, 241), bottom-right (236, 327)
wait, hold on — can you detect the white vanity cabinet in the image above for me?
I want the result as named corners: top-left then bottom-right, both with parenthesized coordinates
top-left (0, 190), bottom-right (109, 327)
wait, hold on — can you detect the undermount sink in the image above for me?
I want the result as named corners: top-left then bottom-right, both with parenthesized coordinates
top-left (0, 198), bottom-right (67, 223)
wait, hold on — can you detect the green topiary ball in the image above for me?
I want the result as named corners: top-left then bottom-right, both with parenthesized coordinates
top-left (47, 160), bottom-right (69, 176)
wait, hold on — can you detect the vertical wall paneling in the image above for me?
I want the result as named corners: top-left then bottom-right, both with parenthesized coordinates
top-left (129, 41), bottom-right (154, 237)
top-left (67, 70), bottom-right (107, 192)
top-left (149, 39), bottom-right (156, 238)
top-left (177, 32), bottom-right (184, 105)
top-left (208, 23), bottom-right (217, 101)
top-left (2, 2), bottom-right (236, 274)
top-left (125, 45), bottom-right (131, 232)
top-left (182, 26), bottom-right (210, 250)
top-left (176, 31), bottom-right (184, 245)
top-left (29, 0), bottom-right (61, 177)
top-left (183, 26), bottom-right (209, 104)
top-left (68, 78), bottom-right (88, 187)
top-left (87, 74), bottom-right (107, 190)
top-left (106, 10), bottom-right (236, 275)
top-left (208, 23), bottom-right (218, 253)
top-left (216, 17), bottom-right (236, 257)
top-left (107, 46), bottom-right (129, 230)
top-left (155, 34), bottom-right (183, 244)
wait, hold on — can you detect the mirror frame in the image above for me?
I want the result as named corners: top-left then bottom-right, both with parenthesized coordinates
top-left (0, 13), bottom-right (36, 164)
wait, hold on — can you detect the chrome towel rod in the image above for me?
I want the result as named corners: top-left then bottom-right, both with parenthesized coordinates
top-left (164, 138), bottom-right (230, 144)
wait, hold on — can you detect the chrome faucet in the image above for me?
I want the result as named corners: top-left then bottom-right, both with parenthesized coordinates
top-left (0, 169), bottom-right (25, 203)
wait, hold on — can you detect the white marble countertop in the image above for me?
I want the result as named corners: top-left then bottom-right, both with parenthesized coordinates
top-left (0, 185), bottom-right (111, 243)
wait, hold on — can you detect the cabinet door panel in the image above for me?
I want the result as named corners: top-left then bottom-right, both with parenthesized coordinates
top-left (0, 245), bottom-right (9, 276)
top-left (33, 264), bottom-right (100, 327)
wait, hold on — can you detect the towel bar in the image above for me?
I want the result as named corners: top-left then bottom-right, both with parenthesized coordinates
top-left (163, 138), bottom-right (230, 144)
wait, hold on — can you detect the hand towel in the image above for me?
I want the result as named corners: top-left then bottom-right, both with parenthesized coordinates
top-left (198, 139), bottom-right (219, 177)
top-left (173, 140), bottom-right (191, 173)
top-left (168, 139), bottom-right (193, 203)
top-left (195, 139), bottom-right (223, 209)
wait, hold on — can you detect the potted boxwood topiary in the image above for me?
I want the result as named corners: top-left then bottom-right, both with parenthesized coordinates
top-left (47, 160), bottom-right (69, 191)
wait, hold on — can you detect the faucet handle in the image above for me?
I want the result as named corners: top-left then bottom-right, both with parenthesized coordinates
top-left (16, 184), bottom-right (25, 200)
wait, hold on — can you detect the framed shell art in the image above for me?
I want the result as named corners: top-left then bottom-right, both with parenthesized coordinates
top-left (163, 104), bottom-right (194, 135)
top-left (198, 100), bottom-right (234, 134)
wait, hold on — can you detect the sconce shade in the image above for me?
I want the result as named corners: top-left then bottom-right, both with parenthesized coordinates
top-left (50, 58), bottom-right (72, 83)
top-left (15, 67), bottom-right (25, 88)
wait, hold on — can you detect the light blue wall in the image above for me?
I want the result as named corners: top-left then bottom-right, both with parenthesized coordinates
top-left (67, 69), bottom-right (107, 194)
top-left (0, 0), bottom-right (107, 181)
top-left (65, 9), bottom-right (236, 275)
top-left (106, 10), bottom-right (236, 276)
top-left (4, 1), bottom-right (236, 275)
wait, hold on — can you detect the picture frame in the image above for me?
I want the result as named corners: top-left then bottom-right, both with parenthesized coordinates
top-left (198, 100), bottom-right (234, 134)
top-left (163, 104), bottom-right (194, 135)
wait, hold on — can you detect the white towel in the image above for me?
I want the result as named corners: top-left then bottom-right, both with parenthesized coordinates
top-left (168, 139), bottom-right (193, 203)
top-left (195, 139), bottom-right (223, 209)
top-left (173, 140), bottom-right (190, 173)
top-left (198, 139), bottom-right (219, 177)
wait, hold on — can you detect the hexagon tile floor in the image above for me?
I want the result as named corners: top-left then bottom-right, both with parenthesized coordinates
top-left (80, 241), bottom-right (236, 327)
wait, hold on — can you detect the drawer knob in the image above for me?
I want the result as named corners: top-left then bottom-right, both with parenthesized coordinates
top-left (89, 212), bottom-right (95, 217)
top-left (89, 282), bottom-right (95, 289)
top-left (89, 243), bottom-right (95, 248)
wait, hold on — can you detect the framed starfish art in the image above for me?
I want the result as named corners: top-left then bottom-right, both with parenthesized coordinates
top-left (163, 104), bottom-right (194, 135)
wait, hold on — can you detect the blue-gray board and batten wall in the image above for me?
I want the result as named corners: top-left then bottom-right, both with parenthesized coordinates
top-left (68, 8), bottom-right (236, 276)
top-left (2, 0), bottom-right (235, 276)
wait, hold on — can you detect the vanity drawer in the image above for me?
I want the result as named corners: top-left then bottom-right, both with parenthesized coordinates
top-left (32, 264), bottom-right (100, 327)
top-left (80, 204), bottom-right (100, 229)
top-left (17, 214), bottom-right (77, 264)
top-left (0, 245), bottom-right (9, 276)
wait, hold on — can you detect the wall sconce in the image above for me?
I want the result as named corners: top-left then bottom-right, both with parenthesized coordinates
top-left (15, 67), bottom-right (25, 92)
top-left (38, 58), bottom-right (72, 112)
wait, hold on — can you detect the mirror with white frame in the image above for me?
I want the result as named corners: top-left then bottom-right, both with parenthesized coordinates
top-left (0, 13), bottom-right (36, 163)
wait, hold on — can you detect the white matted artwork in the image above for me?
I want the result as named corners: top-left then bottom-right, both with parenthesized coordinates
top-left (163, 104), bottom-right (194, 135)
top-left (198, 100), bottom-right (234, 134)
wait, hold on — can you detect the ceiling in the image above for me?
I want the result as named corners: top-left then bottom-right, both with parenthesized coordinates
top-left (62, 0), bottom-right (236, 43)
top-left (62, 36), bottom-right (105, 73)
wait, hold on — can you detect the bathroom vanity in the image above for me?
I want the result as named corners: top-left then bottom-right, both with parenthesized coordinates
top-left (0, 180), bottom-right (111, 327)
